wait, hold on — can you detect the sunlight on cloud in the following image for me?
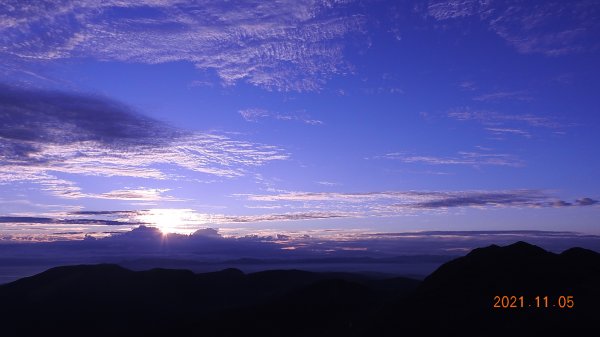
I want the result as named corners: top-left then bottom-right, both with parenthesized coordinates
top-left (135, 209), bottom-right (209, 235)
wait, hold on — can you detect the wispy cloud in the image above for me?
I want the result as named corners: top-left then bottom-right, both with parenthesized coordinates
top-left (485, 127), bottom-right (531, 138)
top-left (0, 208), bottom-right (353, 241)
top-left (220, 212), bottom-right (350, 223)
top-left (407, 191), bottom-right (544, 209)
top-left (1, 190), bottom-right (598, 242)
top-left (427, 0), bottom-right (483, 20)
top-left (0, 1), bottom-right (364, 91)
top-left (70, 210), bottom-right (143, 216)
top-left (240, 189), bottom-right (598, 214)
top-left (96, 188), bottom-right (177, 201)
top-left (316, 181), bottom-right (340, 186)
top-left (0, 85), bottom-right (288, 198)
top-left (447, 107), bottom-right (564, 138)
top-left (473, 90), bottom-right (531, 102)
top-left (379, 151), bottom-right (523, 167)
top-left (239, 108), bottom-right (271, 122)
top-left (242, 191), bottom-right (424, 203)
top-left (427, 1), bottom-right (600, 56)
top-left (448, 108), bottom-right (561, 128)
top-left (0, 216), bottom-right (144, 227)
top-left (238, 190), bottom-right (597, 208)
top-left (15, 189), bottom-right (580, 236)
top-left (458, 80), bottom-right (477, 91)
top-left (239, 108), bottom-right (323, 125)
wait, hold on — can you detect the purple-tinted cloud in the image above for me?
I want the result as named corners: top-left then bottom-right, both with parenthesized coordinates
top-left (484, 128), bottom-right (531, 138)
top-left (427, 0), bottom-right (600, 56)
top-left (552, 200), bottom-right (573, 207)
top-left (0, 216), bottom-right (144, 227)
top-left (239, 108), bottom-right (323, 125)
top-left (473, 91), bottom-right (532, 102)
top-left (379, 151), bottom-right (523, 167)
top-left (575, 198), bottom-right (599, 206)
top-left (407, 192), bottom-right (544, 209)
top-left (2, 189), bottom-right (596, 242)
top-left (70, 210), bottom-right (142, 216)
top-left (447, 107), bottom-right (565, 139)
top-left (1, 226), bottom-right (599, 283)
top-left (0, 84), bottom-right (287, 199)
top-left (448, 108), bottom-right (561, 128)
top-left (0, 1), bottom-right (365, 91)
top-left (240, 189), bottom-right (598, 215)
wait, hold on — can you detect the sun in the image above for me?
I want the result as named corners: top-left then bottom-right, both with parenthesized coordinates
top-left (137, 209), bottom-right (202, 235)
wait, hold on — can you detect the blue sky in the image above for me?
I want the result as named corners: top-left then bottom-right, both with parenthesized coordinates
top-left (1, 0), bottom-right (599, 245)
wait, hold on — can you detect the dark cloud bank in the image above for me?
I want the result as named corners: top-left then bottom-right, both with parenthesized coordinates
top-left (0, 83), bottom-right (286, 191)
top-left (0, 84), bottom-right (174, 162)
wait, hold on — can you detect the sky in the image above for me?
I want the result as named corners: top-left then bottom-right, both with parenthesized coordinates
top-left (1, 0), bottom-right (600, 257)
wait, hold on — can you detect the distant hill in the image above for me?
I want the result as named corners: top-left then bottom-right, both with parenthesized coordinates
top-left (0, 241), bottom-right (598, 336)
top-left (0, 263), bottom-right (418, 336)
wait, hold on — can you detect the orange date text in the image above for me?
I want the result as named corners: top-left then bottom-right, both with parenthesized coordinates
top-left (492, 295), bottom-right (574, 309)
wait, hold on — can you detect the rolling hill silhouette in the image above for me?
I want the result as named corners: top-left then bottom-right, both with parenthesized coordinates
top-left (0, 241), bottom-right (598, 336)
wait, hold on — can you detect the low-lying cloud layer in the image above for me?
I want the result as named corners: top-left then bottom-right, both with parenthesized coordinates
top-left (1, 189), bottom-right (597, 242)
top-left (1, 225), bottom-right (599, 283)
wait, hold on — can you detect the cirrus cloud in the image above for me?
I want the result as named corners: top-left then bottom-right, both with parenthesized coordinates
top-left (239, 107), bottom-right (323, 125)
top-left (427, 0), bottom-right (600, 56)
top-left (0, 0), bottom-right (364, 91)
top-left (239, 189), bottom-right (599, 215)
top-left (0, 84), bottom-right (288, 198)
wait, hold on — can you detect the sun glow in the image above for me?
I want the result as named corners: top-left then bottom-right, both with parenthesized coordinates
top-left (136, 209), bottom-right (208, 235)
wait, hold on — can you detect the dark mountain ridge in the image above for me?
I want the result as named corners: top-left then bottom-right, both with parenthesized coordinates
top-left (0, 241), bottom-right (598, 337)
top-left (373, 241), bottom-right (600, 336)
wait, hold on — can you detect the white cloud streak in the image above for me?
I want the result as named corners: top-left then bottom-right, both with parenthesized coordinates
top-left (97, 188), bottom-right (176, 201)
top-left (0, 134), bottom-right (288, 191)
top-left (239, 189), bottom-right (598, 214)
top-left (380, 151), bottom-right (523, 167)
top-left (447, 108), bottom-right (565, 139)
top-left (473, 90), bottom-right (531, 102)
top-left (239, 108), bottom-right (323, 125)
top-left (0, 0), bottom-right (364, 91)
top-left (485, 127), bottom-right (531, 138)
top-left (448, 109), bottom-right (561, 128)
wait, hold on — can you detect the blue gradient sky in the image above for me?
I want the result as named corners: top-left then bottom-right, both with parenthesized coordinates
top-left (1, 0), bottom-right (599, 243)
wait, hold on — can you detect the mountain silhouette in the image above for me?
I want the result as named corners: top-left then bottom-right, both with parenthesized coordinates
top-left (372, 241), bottom-right (600, 336)
top-left (0, 241), bottom-right (598, 336)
